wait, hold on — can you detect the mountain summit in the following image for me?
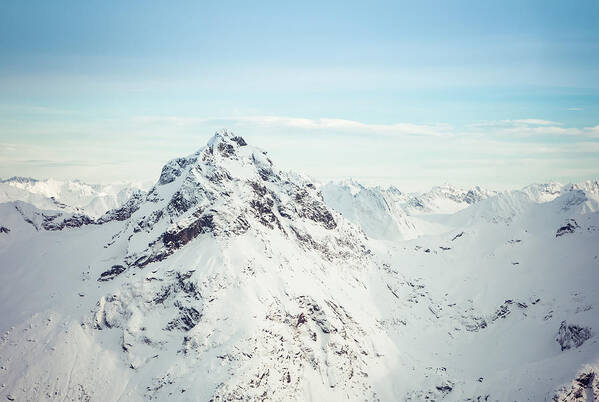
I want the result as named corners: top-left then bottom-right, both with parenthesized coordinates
top-left (90, 130), bottom-right (394, 400)
top-left (101, 129), bottom-right (366, 269)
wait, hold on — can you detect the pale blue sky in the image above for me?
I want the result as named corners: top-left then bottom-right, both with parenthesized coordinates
top-left (1, 1), bottom-right (598, 190)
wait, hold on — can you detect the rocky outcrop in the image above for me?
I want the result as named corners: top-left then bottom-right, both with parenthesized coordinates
top-left (42, 213), bottom-right (94, 231)
top-left (12, 202), bottom-right (95, 231)
top-left (97, 265), bottom-right (127, 282)
top-left (96, 190), bottom-right (145, 223)
top-left (557, 219), bottom-right (580, 237)
top-left (554, 367), bottom-right (599, 401)
top-left (556, 321), bottom-right (592, 351)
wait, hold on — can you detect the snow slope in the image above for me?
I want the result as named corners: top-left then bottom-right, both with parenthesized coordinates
top-left (320, 180), bottom-right (418, 241)
top-left (321, 181), bottom-right (495, 240)
top-left (1, 131), bottom-right (598, 401)
top-left (368, 184), bottom-right (599, 400)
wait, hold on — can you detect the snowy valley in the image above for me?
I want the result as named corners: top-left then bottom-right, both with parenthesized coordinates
top-left (0, 131), bottom-right (598, 401)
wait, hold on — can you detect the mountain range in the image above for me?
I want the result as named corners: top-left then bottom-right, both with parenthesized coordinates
top-left (0, 177), bottom-right (146, 218)
top-left (1, 130), bottom-right (598, 401)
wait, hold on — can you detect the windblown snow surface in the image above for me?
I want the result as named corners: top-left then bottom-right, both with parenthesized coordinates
top-left (1, 130), bottom-right (598, 401)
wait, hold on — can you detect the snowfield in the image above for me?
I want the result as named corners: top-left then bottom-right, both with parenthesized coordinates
top-left (1, 130), bottom-right (598, 401)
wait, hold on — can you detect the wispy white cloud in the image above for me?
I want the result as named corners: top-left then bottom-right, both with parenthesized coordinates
top-left (238, 116), bottom-right (452, 137)
top-left (131, 114), bottom-right (599, 140)
top-left (131, 115), bottom-right (453, 137)
top-left (469, 119), bottom-right (561, 128)
top-left (466, 118), bottom-right (599, 138)
top-left (584, 125), bottom-right (599, 138)
top-left (0, 143), bottom-right (18, 153)
top-left (500, 125), bottom-right (582, 136)
top-left (241, 116), bottom-right (599, 139)
top-left (512, 119), bottom-right (561, 126)
top-left (0, 104), bottom-right (77, 116)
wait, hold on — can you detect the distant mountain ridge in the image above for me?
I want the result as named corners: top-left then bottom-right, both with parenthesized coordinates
top-left (321, 179), bottom-right (598, 240)
top-left (0, 176), bottom-right (147, 218)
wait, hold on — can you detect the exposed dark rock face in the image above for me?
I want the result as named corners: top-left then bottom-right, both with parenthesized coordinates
top-left (293, 188), bottom-right (337, 229)
top-left (451, 232), bottom-right (464, 241)
top-left (489, 299), bottom-right (531, 322)
top-left (250, 196), bottom-right (281, 231)
top-left (217, 141), bottom-right (236, 157)
top-left (0, 176), bottom-right (39, 184)
top-left (97, 191), bottom-right (145, 223)
top-left (162, 214), bottom-right (215, 249)
top-left (464, 189), bottom-right (485, 204)
top-left (231, 136), bottom-right (247, 146)
top-left (158, 157), bottom-right (196, 185)
top-left (556, 321), bottom-right (592, 351)
top-left (436, 383), bottom-right (453, 394)
top-left (49, 196), bottom-right (70, 210)
top-left (449, 297), bottom-right (537, 333)
top-left (166, 302), bottom-right (202, 331)
top-left (0, 226), bottom-right (10, 233)
top-left (556, 219), bottom-right (580, 237)
top-left (98, 265), bottom-right (127, 281)
top-left (491, 300), bottom-right (513, 321)
top-left (554, 367), bottom-right (599, 401)
top-left (463, 316), bottom-right (487, 332)
top-left (42, 213), bottom-right (94, 231)
top-left (576, 372), bottom-right (595, 388)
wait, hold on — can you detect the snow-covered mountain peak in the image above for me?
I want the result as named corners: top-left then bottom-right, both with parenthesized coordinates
top-left (102, 130), bottom-right (368, 273)
top-left (206, 128), bottom-right (248, 148)
top-left (77, 133), bottom-right (385, 399)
